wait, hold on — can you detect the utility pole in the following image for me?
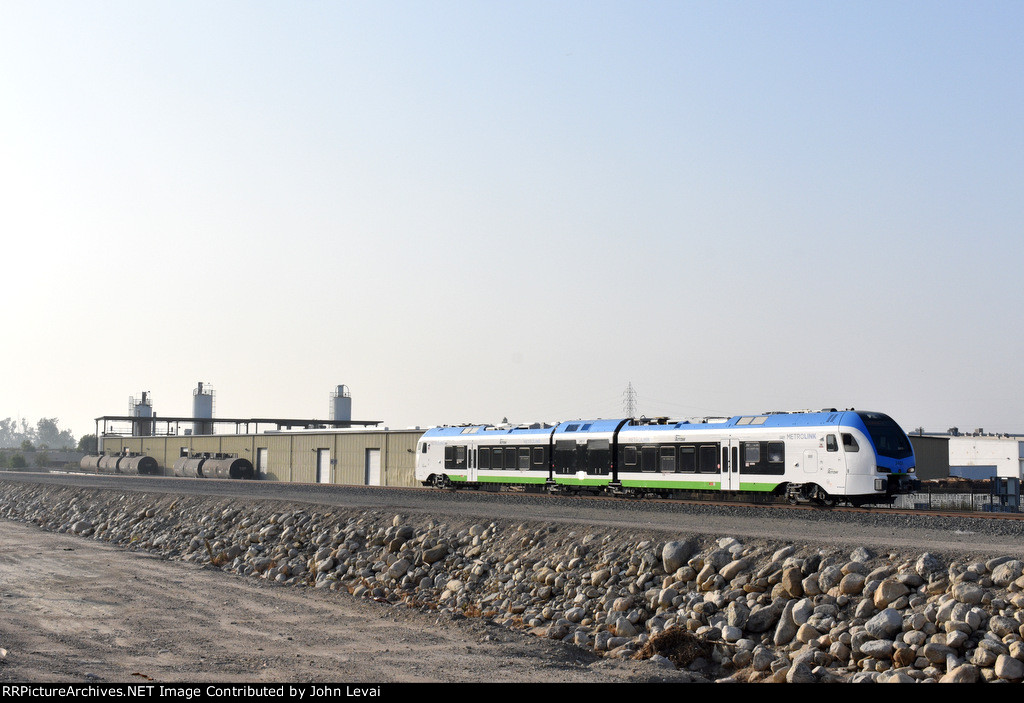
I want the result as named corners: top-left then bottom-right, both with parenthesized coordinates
top-left (623, 382), bottom-right (637, 418)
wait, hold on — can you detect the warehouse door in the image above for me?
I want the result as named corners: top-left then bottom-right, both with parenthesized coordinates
top-left (365, 449), bottom-right (381, 486)
top-left (256, 448), bottom-right (268, 478)
top-left (317, 449), bottom-right (331, 484)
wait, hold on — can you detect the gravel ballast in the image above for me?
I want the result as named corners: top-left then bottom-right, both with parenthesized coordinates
top-left (4, 480), bottom-right (1024, 683)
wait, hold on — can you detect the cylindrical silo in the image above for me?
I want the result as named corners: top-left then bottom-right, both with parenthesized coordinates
top-left (130, 391), bottom-right (154, 437)
top-left (330, 385), bottom-right (352, 422)
top-left (193, 382), bottom-right (214, 435)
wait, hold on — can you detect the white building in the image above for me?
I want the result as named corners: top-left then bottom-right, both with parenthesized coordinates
top-left (947, 433), bottom-right (1024, 479)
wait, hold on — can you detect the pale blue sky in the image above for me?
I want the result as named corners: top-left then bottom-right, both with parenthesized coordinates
top-left (1, 1), bottom-right (1021, 439)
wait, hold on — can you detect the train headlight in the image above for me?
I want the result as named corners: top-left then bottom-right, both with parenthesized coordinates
top-left (874, 478), bottom-right (885, 492)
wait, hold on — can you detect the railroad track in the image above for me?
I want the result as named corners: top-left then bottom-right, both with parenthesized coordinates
top-left (6, 469), bottom-right (1024, 556)
top-left (9, 468), bottom-right (1024, 527)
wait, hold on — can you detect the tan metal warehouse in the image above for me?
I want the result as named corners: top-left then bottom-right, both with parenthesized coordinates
top-left (99, 428), bottom-right (425, 487)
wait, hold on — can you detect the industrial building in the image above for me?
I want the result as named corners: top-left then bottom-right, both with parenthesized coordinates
top-left (906, 433), bottom-right (950, 481)
top-left (99, 427), bottom-right (423, 486)
top-left (947, 431), bottom-right (1024, 480)
top-left (96, 383), bottom-right (425, 487)
top-left (909, 429), bottom-right (1024, 481)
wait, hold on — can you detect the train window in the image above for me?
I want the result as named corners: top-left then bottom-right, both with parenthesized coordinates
top-left (504, 447), bottom-right (517, 470)
top-left (679, 446), bottom-right (696, 472)
top-left (659, 446), bottom-right (676, 473)
top-left (492, 447), bottom-right (504, 469)
top-left (421, 444), bottom-right (427, 453)
top-left (532, 447), bottom-right (545, 467)
top-left (581, 423), bottom-right (592, 431)
top-left (479, 447), bottom-right (491, 469)
top-left (566, 424), bottom-right (579, 432)
top-left (623, 446), bottom-right (638, 467)
top-left (826, 435), bottom-right (838, 452)
top-left (743, 442), bottom-right (761, 465)
top-left (738, 441), bottom-right (784, 474)
top-left (641, 446), bottom-right (657, 472)
top-left (736, 417), bottom-right (753, 425)
top-left (444, 445), bottom-right (467, 470)
top-left (518, 448), bottom-right (531, 470)
top-left (460, 427), bottom-right (479, 434)
top-left (842, 434), bottom-right (859, 452)
top-left (751, 416), bottom-right (768, 425)
top-left (857, 412), bottom-right (912, 459)
top-left (698, 445), bottom-right (718, 473)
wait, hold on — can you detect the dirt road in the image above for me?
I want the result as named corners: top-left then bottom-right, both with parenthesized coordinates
top-left (0, 520), bottom-right (685, 684)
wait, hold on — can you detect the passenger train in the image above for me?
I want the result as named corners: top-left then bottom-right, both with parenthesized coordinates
top-left (415, 409), bottom-right (918, 506)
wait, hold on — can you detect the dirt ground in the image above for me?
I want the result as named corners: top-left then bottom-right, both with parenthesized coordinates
top-left (0, 519), bottom-right (688, 684)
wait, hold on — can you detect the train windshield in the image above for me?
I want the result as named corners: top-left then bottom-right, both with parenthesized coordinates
top-left (856, 412), bottom-right (913, 460)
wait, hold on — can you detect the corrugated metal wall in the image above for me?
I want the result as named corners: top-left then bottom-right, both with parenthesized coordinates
top-left (98, 429), bottom-right (423, 486)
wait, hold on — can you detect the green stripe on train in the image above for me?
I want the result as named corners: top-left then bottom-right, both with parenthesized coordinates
top-left (617, 480), bottom-right (781, 491)
top-left (552, 477), bottom-right (612, 487)
top-left (444, 475), bottom-right (781, 492)
top-left (618, 479), bottom-right (721, 490)
top-left (737, 482), bottom-right (782, 492)
top-left (448, 475), bottom-right (549, 485)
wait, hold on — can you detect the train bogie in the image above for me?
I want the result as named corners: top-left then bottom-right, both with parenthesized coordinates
top-left (415, 410), bottom-right (918, 506)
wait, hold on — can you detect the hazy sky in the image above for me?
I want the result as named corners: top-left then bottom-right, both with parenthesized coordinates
top-left (2, 1), bottom-right (1022, 439)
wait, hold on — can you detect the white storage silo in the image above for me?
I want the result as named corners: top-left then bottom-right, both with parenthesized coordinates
top-left (330, 385), bottom-right (352, 423)
top-left (193, 382), bottom-right (215, 435)
top-left (129, 391), bottom-right (153, 437)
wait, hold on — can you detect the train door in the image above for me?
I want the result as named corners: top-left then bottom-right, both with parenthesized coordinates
top-left (466, 446), bottom-right (477, 483)
top-left (554, 440), bottom-right (577, 475)
top-left (820, 434), bottom-right (845, 492)
top-left (587, 439), bottom-right (611, 475)
top-left (721, 439), bottom-right (740, 490)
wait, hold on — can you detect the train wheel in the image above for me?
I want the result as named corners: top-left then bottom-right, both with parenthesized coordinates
top-left (815, 487), bottom-right (837, 507)
top-left (432, 474), bottom-right (451, 489)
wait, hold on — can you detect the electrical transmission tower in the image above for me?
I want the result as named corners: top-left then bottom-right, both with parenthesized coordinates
top-left (622, 382), bottom-right (638, 418)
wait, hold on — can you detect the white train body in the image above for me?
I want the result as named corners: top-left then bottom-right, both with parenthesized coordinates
top-left (415, 410), bottom-right (917, 505)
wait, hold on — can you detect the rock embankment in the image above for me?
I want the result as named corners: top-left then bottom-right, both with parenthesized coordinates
top-left (3, 482), bottom-right (1024, 683)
